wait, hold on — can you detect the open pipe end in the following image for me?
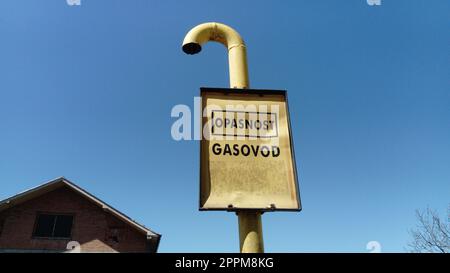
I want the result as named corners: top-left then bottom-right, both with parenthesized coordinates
top-left (182, 43), bottom-right (202, 55)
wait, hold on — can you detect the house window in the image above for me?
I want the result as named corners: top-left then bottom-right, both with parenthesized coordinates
top-left (33, 214), bottom-right (74, 239)
top-left (0, 217), bottom-right (4, 237)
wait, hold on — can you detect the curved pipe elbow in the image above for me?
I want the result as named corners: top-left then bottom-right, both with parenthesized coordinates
top-left (182, 22), bottom-right (249, 88)
top-left (182, 22), bottom-right (245, 55)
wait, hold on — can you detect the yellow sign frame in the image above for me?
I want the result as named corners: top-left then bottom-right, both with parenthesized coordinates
top-left (200, 87), bottom-right (301, 212)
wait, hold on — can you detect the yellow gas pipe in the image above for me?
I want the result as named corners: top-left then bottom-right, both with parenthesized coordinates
top-left (182, 22), bottom-right (264, 253)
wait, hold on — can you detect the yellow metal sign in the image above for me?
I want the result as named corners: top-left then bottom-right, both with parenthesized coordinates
top-left (200, 87), bottom-right (301, 211)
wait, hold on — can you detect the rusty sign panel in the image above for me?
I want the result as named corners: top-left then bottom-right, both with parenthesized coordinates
top-left (200, 87), bottom-right (301, 211)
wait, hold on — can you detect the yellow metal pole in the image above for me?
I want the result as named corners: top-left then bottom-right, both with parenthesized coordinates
top-left (237, 211), bottom-right (264, 253)
top-left (182, 22), bottom-right (264, 253)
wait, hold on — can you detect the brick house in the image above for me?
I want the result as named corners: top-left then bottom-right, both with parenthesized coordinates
top-left (0, 177), bottom-right (161, 253)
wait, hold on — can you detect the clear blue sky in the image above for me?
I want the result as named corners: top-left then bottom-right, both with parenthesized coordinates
top-left (0, 0), bottom-right (449, 252)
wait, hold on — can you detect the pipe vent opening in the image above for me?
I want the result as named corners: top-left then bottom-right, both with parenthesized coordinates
top-left (182, 43), bottom-right (202, 55)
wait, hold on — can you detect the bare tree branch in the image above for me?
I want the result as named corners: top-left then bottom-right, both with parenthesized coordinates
top-left (407, 207), bottom-right (449, 253)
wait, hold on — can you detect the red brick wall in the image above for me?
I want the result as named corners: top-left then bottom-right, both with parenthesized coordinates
top-left (0, 186), bottom-right (150, 252)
